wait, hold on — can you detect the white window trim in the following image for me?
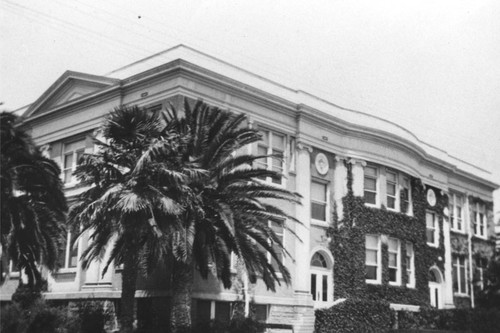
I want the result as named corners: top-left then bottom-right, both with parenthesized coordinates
top-left (401, 176), bottom-right (413, 216)
top-left (449, 193), bottom-right (465, 233)
top-left (388, 238), bottom-right (401, 286)
top-left (255, 128), bottom-right (287, 187)
top-left (267, 219), bottom-right (285, 277)
top-left (386, 169), bottom-right (399, 212)
top-left (365, 235), bottom-right (382, 284)
top-left (473, 203), bottom-right (487, 239)
top-left (406, 243), bottom-right (415, 288)
top-left (311, 178), bottom-right (330, 226)
top-left (426, 211), bottom-right (439, 248)
top-left (62, 138), bottom-right (87, 187)
top-left (363, 164), bottom-right (379, 208)
top-left (453, 256), bottom-right (468, 296)
top-left (8, 260), bottom-right (20, 278)
top-left (59, 230), bottom-right (80, 273)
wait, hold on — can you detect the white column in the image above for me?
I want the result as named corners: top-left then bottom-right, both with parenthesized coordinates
top-left (443, 210), bottom-right (455, 308)
top-left (465, 195), bottom-right (475, 308)
top-left (333, 156), bottom-right (348, 221)
top-left (349, 158), bottom-right (366, 197)
top-left (294, 142), bottom-right (312, 297)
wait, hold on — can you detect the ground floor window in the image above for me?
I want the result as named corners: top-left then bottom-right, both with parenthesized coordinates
top-left (452, 255), bottom-right (468, 295)
top-left (196, 300), bottom-right (231, 324)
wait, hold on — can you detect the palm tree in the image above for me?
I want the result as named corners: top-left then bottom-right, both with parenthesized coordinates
top-left (0, 112), bottom-right (67, 290)
top-left (69, 106), bottom-right (195, 333)
top-left (162, 100), bottom-right (302, 333)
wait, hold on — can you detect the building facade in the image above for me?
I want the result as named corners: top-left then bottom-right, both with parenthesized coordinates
top-left (1, 45), bottom-right (497, 332)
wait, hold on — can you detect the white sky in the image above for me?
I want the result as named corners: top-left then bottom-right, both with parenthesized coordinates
top-left (1, 0), bottom-right (499, 185)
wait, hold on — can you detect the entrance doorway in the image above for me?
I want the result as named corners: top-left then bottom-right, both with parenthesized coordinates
top-left (429, 267), bottom-right (443, 309)
top-left (310, 251), bottom-right (333, 308)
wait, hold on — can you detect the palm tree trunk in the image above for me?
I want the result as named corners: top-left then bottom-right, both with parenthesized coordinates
top-left (170, 260), bottom-right (194, 333)
top-left (120, 242), bottom-right (139, 333)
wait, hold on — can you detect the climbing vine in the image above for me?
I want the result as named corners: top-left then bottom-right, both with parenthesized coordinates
top-left (329, 161), bottom-right (447, 306)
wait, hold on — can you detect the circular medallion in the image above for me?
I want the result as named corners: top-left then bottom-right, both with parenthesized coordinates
top-left (315, 153), bottom-right (329, 175)
top-left (427, 188), bottom-right (436, 207)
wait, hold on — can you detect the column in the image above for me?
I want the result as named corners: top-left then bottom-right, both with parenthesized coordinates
top-left (294, 142), bottom-right (312, 297)
top-left (333, 156), bottom-right (348, 221)
top-left (349, 158), bottom-right (366, 197)
top-left (443, 208), bottom-right (455, 308)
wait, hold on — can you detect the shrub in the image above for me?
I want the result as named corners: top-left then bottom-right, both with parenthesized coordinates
top-left (315, 299), bottom-right (392, 333)
top-left (75, 301), bottom-right (113, 333)
top-left (397, 307), bottom-right (500, 333)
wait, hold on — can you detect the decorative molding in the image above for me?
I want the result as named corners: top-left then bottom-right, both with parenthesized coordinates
top-left (296, 142), bottom-right (313, 153)
top-left (348, 158), bottom-right (367, 167)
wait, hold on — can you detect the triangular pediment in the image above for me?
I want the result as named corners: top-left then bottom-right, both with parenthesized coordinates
top-left (25, 71), bottom-right (120, 118)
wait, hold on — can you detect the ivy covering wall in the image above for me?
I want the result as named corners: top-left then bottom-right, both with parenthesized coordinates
top-left (329, 161), bottom-right (447, 306)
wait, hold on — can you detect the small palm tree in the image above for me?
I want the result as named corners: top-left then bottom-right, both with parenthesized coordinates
top-left (163, 100), bottom-right (301, 332)
top-left (0, 112), bottom-right (67, 289)
top-left (69, 106), bottom-right (195, 333)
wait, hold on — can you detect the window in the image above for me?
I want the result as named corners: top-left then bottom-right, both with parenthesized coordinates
top-left (363, 164), bottom-right (411, 214)
top-left (386, 170), bottom-right (397, 210)
top-left (452, 255), bottom-right (468, 295)
top-left (58, 230), bottom-right (79, 270)
top-left (365, 235), bottom-right (381, 283)
top-left (426, 211), bottom-right (439, 247)
top-left (475, 257), bottom-right (487, 291)
top-left (405, 243), bottom-right (415, 287)
top-left (402, 176), bottom-right (411, 214)
top-left (63, 139), bottom-right (86, 184)
top-left (449, 193), bottom-right (464, 232)
top-left (388, 238), bottom-right (401, 285)
top-left (473, 203), bottom-right (487, 238)
top-left (256, 130), bottom-right (286, 185)
top-left (311, 180), bottom-right (327, 222)
top-left (196, 300), bottom-right (231, 324)
top-left (364, 165), bottom-right (378, 205)
top-left (268, 219), bottom-right (284, 271)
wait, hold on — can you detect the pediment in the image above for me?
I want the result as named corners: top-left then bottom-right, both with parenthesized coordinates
top-left (25, 71), bottom-right (120, 118)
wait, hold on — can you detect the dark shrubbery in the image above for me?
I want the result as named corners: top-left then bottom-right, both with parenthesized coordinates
top-left (315, 299), bottom-right (392, 333)
top-left (191, 316), bottom-right (264, 333)
top-left (397, 307), bottom-right (500, 333)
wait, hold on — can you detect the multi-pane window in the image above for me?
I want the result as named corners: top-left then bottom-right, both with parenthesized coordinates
top-left (58, 230), bottom-right (79, 270)
top-left (473, 203), bottom-right (487, 238)
top-left (257, 130), bottom-right (286, 185)
top-left (365, 235), bottom-right (381, 283)
top-left (63, 139), bottom-right (86, 184)
top-left (364, 165), bottom-right (378, 205)
top-left (452, 255), bottom-right (468, 294)
top-left (402, 176), bottom-right (411, 214)
top-left (269, 219), bottom-right (284, 271)
top-left (388, 238), bottom-right (400, 285)
top-left (311, 180), bottom-right (327, 222)
top-left (386, 170), bottom-right (397, 210)
top-left (426, 211), bottom-right (438, 247)
top-left (405, 243), bottom-right (415, 287)
top-left (475, 257), bottom-right (487, 291)
top-left (449, 193), bottom-right (464, 232)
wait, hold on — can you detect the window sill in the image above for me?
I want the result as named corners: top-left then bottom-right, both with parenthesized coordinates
top-left (366, 279), bottom-right (381, 285)
top-left (56, 268), bottom-right (77, 274)
top-left (406, 284), bottom-right (416, 289)
top-left (427, 242), bottom-right (439, 248)
top-left (453, 293), bottom-right (469, 298)
top-left (450, 229), bottom-right (466, 234)
top-left (472, 234), bottom-right (488, 240)
top-left (389, 281), bottom-right (402, 287)
top-left (311, 219), bottom-right (329, 227)
top-left (364, 203), bottom-right (379, 209)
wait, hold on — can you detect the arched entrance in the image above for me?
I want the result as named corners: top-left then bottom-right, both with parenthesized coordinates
top-left (310, 250), bottom-right (333, 308)
top-left (429, 267), bottom-right (443, 309)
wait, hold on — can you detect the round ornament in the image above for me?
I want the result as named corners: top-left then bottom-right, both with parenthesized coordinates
top-left (315, 153), bottom-right (329, 175)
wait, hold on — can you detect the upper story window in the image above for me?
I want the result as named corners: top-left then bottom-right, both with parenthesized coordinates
top-left (268, 219), bottom-right (284, 271)
top-left (405, 242), bottom-right (415, 288)
top-left (311, 180), bottom-right (328, 222)
top-left (256, 130), bottom-right (286, 185)
top-left (365, 235), bottom-right (381, 284)
top-left (426, 211), bottom-right (439, 247)
top-left (388, 238), bottom-right (401, 285)
top-left (449, 193), bottom-right (464, 233)
top-left (364, 165), bottom-right (378, 205)
top-left (63, 139), bottom-right (86, 184)
top-left (472, 202), bottom-right (487, 238)
top-left (452, 255), bottom-right (468, 295)
top-left (58, 229), bottom-right (79, 271)
top-left (363, 164), bottom-right (412, 214)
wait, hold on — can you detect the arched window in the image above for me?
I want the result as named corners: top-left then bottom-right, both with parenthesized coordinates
top-left (311, 252), bottom-right (328, 268)
top-left (429, 268), bottom-right (441, 283)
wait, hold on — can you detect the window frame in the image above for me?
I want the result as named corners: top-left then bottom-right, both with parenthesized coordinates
top-left (473, 203), bottom-right (487, 239)
top-left (405, 242), bottom-right (415, 288)
top-left (363, 164), bottom-right (378, 207)
top-left (310, 178), bottom-right (329, 224)
top-left (449, 193), bottom-right (465, 233)
top-left (59, 229), bottom-right (80, 273)
top-left (255, 128), bottom-right (287, 186)
top-left (62, 138), bottom-right (87, 186)
top-left (267, 219), bottom-right (285, 274)
top-left (388, 238), bottom-right (401, 286)
top-left (426, 211), bottom-right (439, 247)
top-left (452, 255), bottom-right (468, 295)
top-left (386, 169), bottom-right (398, 211)
top-left (196, 300), bottom-right (232, 324)
top-left (365, 235), bottom-right (382, 284)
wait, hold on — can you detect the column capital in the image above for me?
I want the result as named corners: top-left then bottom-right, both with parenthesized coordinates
top-left (348, 158), bottom-right (367, 167)
top-left (296, 142), bottom-right (313, 153)
top-left (40, 144), bottom-right (51, 158)
top-left (335, 155), bottom-right (349, 162)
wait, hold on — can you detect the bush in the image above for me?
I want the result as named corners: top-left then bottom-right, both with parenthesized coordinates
top-left (397, 307), bottom-right (500, 333)
top-left (315, 299), bottom-right (392, 333)
top-left (75, 301), bottom-right (113, 333)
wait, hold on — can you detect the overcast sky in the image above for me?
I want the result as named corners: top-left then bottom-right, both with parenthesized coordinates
top-left (1, 0), bottom-right (499, 184)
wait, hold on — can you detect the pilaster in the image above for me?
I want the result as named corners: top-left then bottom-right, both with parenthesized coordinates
top-left (333, 156), bottom-right (348, 220)
top-left (348, 158), bottom-right (366, 197)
